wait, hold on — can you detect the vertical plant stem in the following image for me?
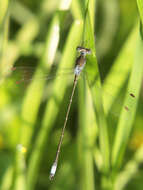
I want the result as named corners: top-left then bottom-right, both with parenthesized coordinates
top-left (77, 77), bottom-right (95, 190)
top-left (112, 25), bottom-right (143, 170)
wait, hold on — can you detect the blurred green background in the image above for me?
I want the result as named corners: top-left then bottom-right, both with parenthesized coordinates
top-left (0, 0), bottom-right (143, 190)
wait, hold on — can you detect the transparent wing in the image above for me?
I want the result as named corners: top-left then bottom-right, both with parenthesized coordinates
top-left (4, 64), bottom-right (136, 119)
top-left (6, 65), bottom-right (74, 85)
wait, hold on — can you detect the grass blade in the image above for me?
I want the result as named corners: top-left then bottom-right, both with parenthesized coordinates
top-left (137, 0), bottom-right (143, 25)
top-left (103, 25), bottom-right (138, 114)
top-left (112, 24), bottom-right (143, 170)
top-left (19, 14), bottom-right (60, 147)
top-left (114, 145), bottom-right (143, 190)
top-left (11, 146), bottom-right (26, 190)
top-left (77, 78), bottom-right (96, 190)
top-left (0, 0), bottom-right (10, 82)
top-left (84, 1), bottom-right (110, 173)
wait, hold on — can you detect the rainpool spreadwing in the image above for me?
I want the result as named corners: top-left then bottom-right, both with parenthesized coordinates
top-left (48, 45), bottom-right (136, 180)
top-left (49, 46), bottom-right (91, 180)
top-left (9, 45), bottom-right (136, 180)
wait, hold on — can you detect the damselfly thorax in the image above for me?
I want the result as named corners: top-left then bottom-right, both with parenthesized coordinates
top-left (74, 46), bottom-right (91, 76)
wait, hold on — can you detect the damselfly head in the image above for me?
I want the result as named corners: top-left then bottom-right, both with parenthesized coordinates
top-left (76, 46), bottom-right (91, 55)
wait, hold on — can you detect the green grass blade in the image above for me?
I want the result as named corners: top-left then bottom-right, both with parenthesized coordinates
top-left (137, 0), bottom-right (143, 25)
top-left (72, 1), bottom-right (96, 188)
top-left (19, 14), bottom-right (60, 147)
top-left (84, 1), bottom-right (110, 173)
top-left (11, 146), bottom-right (26, 190)
top-left (10, 1), bottom-right (36, 24)
top-left (0, 0), bottom-right (9, 25)
top-left (77, 78), bottom-right (96, 190)
top-left (103, 24), bottom-right (138, 114)
top-left (1, 166), bottom-right (13, 190)
top-left (71, 0), bottom-right (83, 20)
top-left (114, 145), bottom-right (143, 190)
top-left (0, 0), bottom-right (10, 82)
top-left (112, 25), bottom-right (143, 169)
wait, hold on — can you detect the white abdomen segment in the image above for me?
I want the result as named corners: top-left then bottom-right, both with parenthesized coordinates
top-left (74, 63), bottom-right (86, 76)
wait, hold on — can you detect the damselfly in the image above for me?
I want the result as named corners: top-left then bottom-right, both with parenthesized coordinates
top-left (49, 46), bottom-right (91, 180)
top-left (48, 46), bottom-right (136, 180)
top-left (6, 46), bottom-right (135, 180)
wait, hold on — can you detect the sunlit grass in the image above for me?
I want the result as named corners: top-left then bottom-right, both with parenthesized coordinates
top-left (0, 0), bottom-right (143, 190)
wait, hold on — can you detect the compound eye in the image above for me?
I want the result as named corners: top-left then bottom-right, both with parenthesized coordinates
top-left (76, 46), bottom-right (83, 52)
top-left (86, 49), bottom-right (91, 54)
top-left (76, 46), bottom-right (91, 54)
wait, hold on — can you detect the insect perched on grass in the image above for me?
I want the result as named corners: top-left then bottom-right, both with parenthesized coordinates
top-left (7, 45), bottom-right (136, 181)
top-left (49, 46), bottom-right (91, 180)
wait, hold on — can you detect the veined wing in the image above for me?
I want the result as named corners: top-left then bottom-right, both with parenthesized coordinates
top-left (6, 65), bottom-right (75, 85)
top-left (4, 64), bottom-right (136, 119)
